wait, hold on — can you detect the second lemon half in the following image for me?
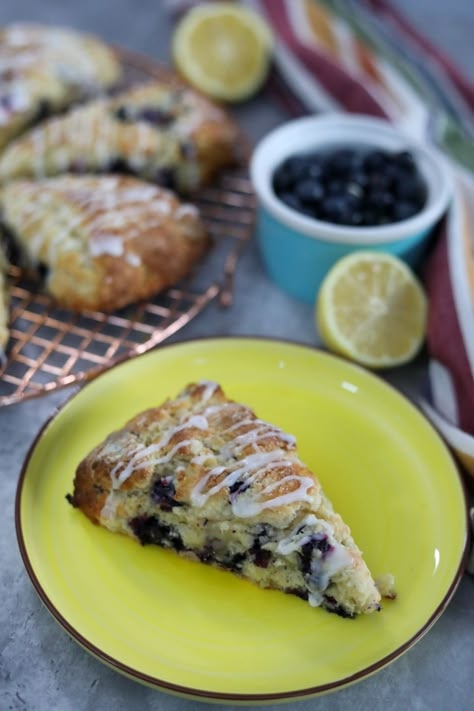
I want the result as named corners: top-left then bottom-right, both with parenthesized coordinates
top-left (317, 251), bottom-right (428, 368)
top-left (172, 2), bottom-right (273, 102)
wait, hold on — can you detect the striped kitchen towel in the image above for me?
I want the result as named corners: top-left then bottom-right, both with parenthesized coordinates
top-left (246, 0), bottom-right (474, 482)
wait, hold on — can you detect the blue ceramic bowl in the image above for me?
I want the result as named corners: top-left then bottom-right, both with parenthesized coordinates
top-left (250, 114), bottom-right (453, 303)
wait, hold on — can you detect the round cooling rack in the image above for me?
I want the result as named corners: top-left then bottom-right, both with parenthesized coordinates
top-left (0, 48), bottom-right (255, 406)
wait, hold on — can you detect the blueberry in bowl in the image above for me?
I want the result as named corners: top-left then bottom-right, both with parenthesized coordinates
top-left (250, 114), bottom-right (453, 303)
top-left (273, 147), bottom-right (428, 228)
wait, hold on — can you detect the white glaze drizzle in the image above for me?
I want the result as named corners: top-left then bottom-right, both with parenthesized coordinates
top-left (0, 28), bottom-right (96, 126)
top-left (274, 513), bottom-right (353, 604)
top-left (175, 204), bottom-right (198, 220)
top-left (93, 109), bottom-right (108, 166)
top-left (0, 84), bottom-right (29, 125)
top-left (3, 25), bottom-right (99, 79)
top-left (10, 177), bottom-right (197, 263)
top-left (101, 380), bottom-right (313, 519)
top-left (109, 414), bottom-right (208, 489)
top-left (190, 451), bottom-right (295, 509)
top-left (190, 451), bottom-right (280, 505)
top-left (0, 51), bottom-right (41, 71)
top-left (172, 90), bottom-right (225, 140)
top-left (231, 474), bottom-right (314, 518)
top-left (185, 380), bottom-right (311, 516)
top-left (322, 544), bottom-right (352, 580)
top-left (187, 381), bottom-right (306, 517)
top-left (308, 592), bottom-right (324, 607)
top-left (128, 123), bottom-right (150, 171)
top-left (0, 21), bottom-right (115, 134)
top-left (89, 236), bottom-right (124, 258)
top-left (110, 438), bottom-right (191, 491)
top-left (203, 402), bottom-right (238, 417)
top-left (220, 415), bottom-right (295, 447)
top-left (223, 425), bottom-right (296, 456)
top-left (276, 515), bottom-right (328, 555)
top-left (190, 453), bottom-right (214, 466)
top-left (100, 491), bottom-right (119, 520)
top-left (125, 252), bottom-right (141, 267)
top-left (221, 417), bottom-right (263, 434)
top-left (199, 380), bottom-right (219, 404)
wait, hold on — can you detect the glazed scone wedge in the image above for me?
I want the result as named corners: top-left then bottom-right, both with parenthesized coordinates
top-left (0, 23), bottom-right (120, 151)
top-left (0, 175), bottom-right (209, 312)
top-left (68, 381), bottom-right (383, 617)
top-left (0, 81), bottom-right (238, 192)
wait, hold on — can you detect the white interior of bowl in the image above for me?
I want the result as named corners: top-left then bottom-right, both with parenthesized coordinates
top-left (250, 114), bottom-right (453, 245)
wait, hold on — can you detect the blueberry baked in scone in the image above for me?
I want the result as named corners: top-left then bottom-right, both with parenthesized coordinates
top-left (68, 381), bottom-right (386, 617)
top-left (0, 23), bottom-right (120, 151)
top-left (0, 82), bottom-right (238, 192)
top-left (0, 175), bottom-right (209, 312)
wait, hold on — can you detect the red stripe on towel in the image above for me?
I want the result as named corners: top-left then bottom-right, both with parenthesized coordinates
top-left (260, 0), bottom-right (388, 118)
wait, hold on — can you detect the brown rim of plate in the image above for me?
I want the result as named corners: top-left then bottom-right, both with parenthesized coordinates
top-left (14, 336), bottom-right (471, 702)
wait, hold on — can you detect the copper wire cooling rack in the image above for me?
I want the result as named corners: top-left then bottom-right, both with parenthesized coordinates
top-left (0, 49), bottom-right (256, 406)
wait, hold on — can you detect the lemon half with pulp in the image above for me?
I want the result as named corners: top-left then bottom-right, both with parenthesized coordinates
top-left (172, 2), bottom-right (273, 102)
top-left (317, 251), bottom-right (428, 368)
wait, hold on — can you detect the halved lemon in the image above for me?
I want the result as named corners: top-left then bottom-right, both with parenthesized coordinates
top-left (172, 2), bottom-right (273, 102)
top-left (317, 252), bottom-right (428, 368)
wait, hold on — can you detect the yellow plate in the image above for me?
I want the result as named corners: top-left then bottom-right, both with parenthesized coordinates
top-left (16, 338), bottom-right (468, 703)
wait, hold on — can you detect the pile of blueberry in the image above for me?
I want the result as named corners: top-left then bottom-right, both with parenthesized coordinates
top-left (272, 146), bottom-right (427, 227)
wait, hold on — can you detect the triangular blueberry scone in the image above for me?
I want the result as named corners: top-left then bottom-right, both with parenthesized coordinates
top-left (68, 381), bottom-right (385, 617)
top-left (0, 23), bottom-right (120, 151)
top-left (0, 175), bottom-right (209, 312)
top-left (0, 82), bottom-right (238, 192)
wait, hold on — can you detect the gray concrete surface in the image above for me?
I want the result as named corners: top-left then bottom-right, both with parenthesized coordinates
top-left (1, 2), bottom-right (473, 710)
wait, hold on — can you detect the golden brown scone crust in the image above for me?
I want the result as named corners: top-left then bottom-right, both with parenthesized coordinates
top-left (71, 381), bottom-right (383, 616)
top-left (0, 81), bottom-right (238, 192)
top-left (0, 175), bottom-right (209, 312)
top-left (0, 23), bottom-right (120, 151)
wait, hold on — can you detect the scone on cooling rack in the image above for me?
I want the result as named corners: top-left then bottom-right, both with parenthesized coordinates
top-left (0, 175), bottom-right (209, 312)
top-left (68, 381), bottom-right (387, 618)
top-left (0, 23), bottom-right (121, 151)
top-left (0, 81), bottom-right (238, 192)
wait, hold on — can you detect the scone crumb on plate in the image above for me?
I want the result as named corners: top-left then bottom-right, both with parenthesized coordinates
top-left (375, 573), bottom-right (397, 599)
